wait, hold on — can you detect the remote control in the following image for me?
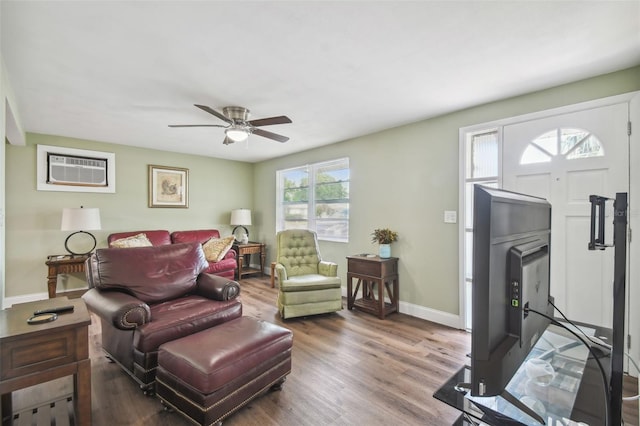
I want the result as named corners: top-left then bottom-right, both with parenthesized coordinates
top-left (33, 305), bottom-right (74, 316)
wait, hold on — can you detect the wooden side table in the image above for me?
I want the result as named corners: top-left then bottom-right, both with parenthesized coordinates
top-left (46, 255), bottom-right (90, 298)
top-left (232, 242), bottom-right (266, 280)
top-left (346, 255), bottom-right (399, 319)
top-left (0, 297), bottom-right (91, 425)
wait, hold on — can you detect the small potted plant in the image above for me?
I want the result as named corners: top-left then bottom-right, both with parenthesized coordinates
top-left (371, 228), bottom-right (398, 258)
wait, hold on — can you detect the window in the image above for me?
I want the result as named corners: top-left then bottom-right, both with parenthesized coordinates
top-left (521, 128), bottom-right (604, 164)
top-left (463, 129), bottom-right (499, 330)
top-left (277, 158), bottom-right (350, 242)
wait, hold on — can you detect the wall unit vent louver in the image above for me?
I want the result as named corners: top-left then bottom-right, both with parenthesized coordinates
top-left (47, 153), bottom-right (108, 187)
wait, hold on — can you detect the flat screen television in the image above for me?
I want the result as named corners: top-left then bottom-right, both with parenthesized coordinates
top-left (470, 185), bottom-right (554, 400)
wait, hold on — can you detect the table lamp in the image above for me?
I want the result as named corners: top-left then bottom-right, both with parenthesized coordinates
top-left (61, 206), bottom-right (102, 255)
top-left (230, 209), bottom-right (251, 243)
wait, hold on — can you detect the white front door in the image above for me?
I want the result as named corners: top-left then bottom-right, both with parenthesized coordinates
top-left (502, 103), bottom-right (629, 327)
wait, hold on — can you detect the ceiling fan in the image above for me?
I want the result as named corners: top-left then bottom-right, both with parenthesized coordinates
top-left (169, 104), bottom-right (292, 145)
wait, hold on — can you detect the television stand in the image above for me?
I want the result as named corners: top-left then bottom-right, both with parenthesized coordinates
top-left (434, 321), bottom-right (612, 425)
top-left (453, 383), bottom-right (545, 425)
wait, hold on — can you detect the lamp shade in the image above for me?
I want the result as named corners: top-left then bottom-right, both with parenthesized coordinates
top-left (230, 209), bottom-right (252, 226)
top-left (61, 207), bottom-right (101, 231)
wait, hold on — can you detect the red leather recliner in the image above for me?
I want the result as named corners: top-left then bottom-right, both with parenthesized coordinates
top-left (82, 242), bottom-right (242, 392)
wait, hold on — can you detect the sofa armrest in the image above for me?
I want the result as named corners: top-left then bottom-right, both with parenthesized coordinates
top-left (222, 248), bottom-right (237, 260)
top-left (196, 273), bottom-right (240, 301)
top-left (82, 288), bottom-right (151, 329)
top-left (319, 261), bottom-right (338, 277)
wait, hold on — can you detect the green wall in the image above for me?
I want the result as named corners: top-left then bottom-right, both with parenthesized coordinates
top-left (5, 66), bottom-right (640, 320)
top-left (6, 133), bottom-right (253, 298)
top-left (254, 66), bottom-right (640, 320)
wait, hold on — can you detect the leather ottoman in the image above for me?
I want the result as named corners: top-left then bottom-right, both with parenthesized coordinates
top-left (156, 317), bottom-right (293, 426)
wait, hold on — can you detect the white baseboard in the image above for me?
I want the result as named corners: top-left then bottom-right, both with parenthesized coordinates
top-left (399, 300), bottom-right (463, 329)
top-left (3, 289), bottom-right (80, 308)
top-left (340, 287), bottom-right (464, 330)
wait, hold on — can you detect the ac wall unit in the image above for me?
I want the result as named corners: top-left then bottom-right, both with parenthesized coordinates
top-left (47, 153), bottom-right (108, 187)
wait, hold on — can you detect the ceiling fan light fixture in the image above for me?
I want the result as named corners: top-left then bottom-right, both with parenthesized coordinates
top-left (225, 127), bottom-right (249, 142)
top-left (171, 105), bottom-right (291, 144)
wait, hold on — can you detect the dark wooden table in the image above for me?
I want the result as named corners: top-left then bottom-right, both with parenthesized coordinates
top-left (0, 297), bottom-right (91, 425)
top-left (233, 242), bottom-right (265, 280)
top-left (346, 255), bottom-right (399, 319)
top-left (45, 255), bottom-right (89, 298)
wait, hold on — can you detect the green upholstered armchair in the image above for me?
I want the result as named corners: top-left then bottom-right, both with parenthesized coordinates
top-left (275, 229), bottom-right (342, 319)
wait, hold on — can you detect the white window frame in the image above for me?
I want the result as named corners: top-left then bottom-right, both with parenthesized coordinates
top-left (459, 127), bottom-right (502, 331)
top-left (276, 157), bottom-right (350, 243)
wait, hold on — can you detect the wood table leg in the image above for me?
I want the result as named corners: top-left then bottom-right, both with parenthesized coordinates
top-left (378, 278), bottom-right (385, 319)
top-left (74, 359), bottom-right (92, 426)
top-left (1, 392), bottom-right (12, 426)
top-left (47, 266), bottom-right (58, 298)
top-left (347, 275), bottom-right (354, 309)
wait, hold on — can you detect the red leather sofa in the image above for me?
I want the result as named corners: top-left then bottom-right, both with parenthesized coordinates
top-left (82, 242), bottom-right (242, 392)
top-left (107, 229), bottom-right (237, 280)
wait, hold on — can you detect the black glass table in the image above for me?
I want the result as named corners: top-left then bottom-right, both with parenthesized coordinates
top-left (434, 322), bottom-right (612, 425)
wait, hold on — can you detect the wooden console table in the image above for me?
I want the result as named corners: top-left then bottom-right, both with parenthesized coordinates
top-left (232, 242), bottom-right (266, 280)
top-left (0, 297), bottom-right (91, 426)
top-left (46, 255), bottom-right (89, 298)
top-left (346, 255), bottom-right (399, 319)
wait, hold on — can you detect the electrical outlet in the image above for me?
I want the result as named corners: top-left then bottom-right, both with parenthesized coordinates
top-left (444, 210), bottom-right (457, 223)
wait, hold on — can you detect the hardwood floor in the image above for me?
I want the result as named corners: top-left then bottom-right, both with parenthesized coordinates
top-left (10, 276), bottom-right (639, 425)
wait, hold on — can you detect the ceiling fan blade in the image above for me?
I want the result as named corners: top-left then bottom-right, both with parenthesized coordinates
top-left (168, 124), bottom-right (228, 128)
top-left (252, 128), bottom-right (290, 143)
top-left (248, 115), bottom-right (292, 127)
top-left (194, 104), bottom-right (232, 124)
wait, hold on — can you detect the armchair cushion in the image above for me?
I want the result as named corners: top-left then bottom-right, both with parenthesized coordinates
top-left (279, 274), bottom-right (341, 292)
top-left (276, 229), bottom-right (322, 277)
top-left (134, 296), bottom-right (242, 353)
top-left (90, 243), bottom-right (208, 303)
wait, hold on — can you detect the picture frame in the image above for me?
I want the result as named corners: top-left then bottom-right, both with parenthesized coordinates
top-left (148, 165), bottom-right (189, 208)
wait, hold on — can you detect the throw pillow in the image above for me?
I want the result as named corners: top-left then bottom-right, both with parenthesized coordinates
top-left (202, 236), bottom-right (235, 262)
top-left (111, 233), bottom-right (153, 248)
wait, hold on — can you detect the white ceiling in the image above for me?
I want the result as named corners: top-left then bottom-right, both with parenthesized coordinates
top-left (2, 1), bottom-right (640, 163)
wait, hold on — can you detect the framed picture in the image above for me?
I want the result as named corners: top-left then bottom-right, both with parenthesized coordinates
top-left (148, 165), bottom-right (189, 208)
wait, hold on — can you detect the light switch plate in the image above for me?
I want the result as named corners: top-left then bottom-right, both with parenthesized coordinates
top-left (444, 210), bottom-right (457, 223)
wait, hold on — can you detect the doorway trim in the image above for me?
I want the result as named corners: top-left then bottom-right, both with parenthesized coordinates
top-left (458, 90), bottom-right (639, 331)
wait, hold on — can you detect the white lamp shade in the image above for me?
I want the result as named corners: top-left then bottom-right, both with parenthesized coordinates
top-left (61, 207), bottom-right (102, 231)
top-left (230, 209), bottom-right (252, 226)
